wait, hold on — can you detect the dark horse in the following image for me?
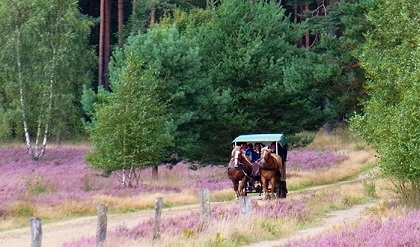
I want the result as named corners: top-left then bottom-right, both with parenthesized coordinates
top-left (257, 147), bottom-right (286, 200)
top-left (227, 146), bottom-right (254, 199)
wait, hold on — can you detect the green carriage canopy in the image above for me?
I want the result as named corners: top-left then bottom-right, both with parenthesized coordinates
top-left (232, 133), bottom-right (287, 147)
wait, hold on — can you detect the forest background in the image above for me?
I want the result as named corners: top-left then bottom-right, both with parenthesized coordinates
top-left (0, 0), bottom-right (418, 199)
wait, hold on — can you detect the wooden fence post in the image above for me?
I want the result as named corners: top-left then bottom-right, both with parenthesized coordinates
top-left (199, 189), bottom-right (210, 217)
top-left (30, 217), bottom-right (42, 247)
top-left (153, 197), bottom-right (163, 241)
top-left (239, 196), bottom-right (252, 215)
top-left (96, 204), bottom-right (108, 247)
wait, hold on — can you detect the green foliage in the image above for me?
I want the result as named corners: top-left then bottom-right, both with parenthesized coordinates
top-left (291, 0), bottom-right (380, 121)
top-left (0, 0), bottom-right (96, 142)
top-left (120, 24), bottom-right (215, 162)
top-left (86, 42), bottom-right (173, 171)
top-left (125, 0), bottom-right (206, 35)
top-left (110, 0), bottom-right (377, 163)
top-left (85, 0), bottom-right (380, 164)
top-left (288, 132), bottom-right (315, 148)
top-left (186, 0), bottom-right (328, 161)
top-left (363, 179), bottom-right (377, 198)
top-left (0, 108), bottom-right (12, 142)
top-left (80, 85), bottom-right (98, 128)
top-left (351, 0), bottom-right (419, 194)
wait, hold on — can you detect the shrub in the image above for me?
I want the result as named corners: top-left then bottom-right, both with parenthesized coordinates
top-left (12, 202), bottom-right (34, 217)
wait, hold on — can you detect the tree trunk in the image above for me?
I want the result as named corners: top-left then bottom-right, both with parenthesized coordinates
top-left (118, 0), bottom-right (124, 47)
top-left (104, 0), bottom-right (110, 89)
top-left (15, 25), bottom-right (33, 157)
top-left (98, 0), bottom-right (104, 89)
top-left (305, 4), bottom-right (310, 48)
top-left (99, 0), bottom-right (110, 90)
top-left (152, 166), bottom-right (158, 180)
top-left (150, 7), bottom-right (156, 25)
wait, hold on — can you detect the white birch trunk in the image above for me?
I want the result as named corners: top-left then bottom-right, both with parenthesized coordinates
top-left (15, 23), bottom-right (55, 160)
top-left (39, 52), bottom-right (55, 158)
top-left (15, 25), bottom-right (33, 156)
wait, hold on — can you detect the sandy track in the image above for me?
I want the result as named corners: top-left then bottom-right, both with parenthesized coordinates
top-left (243, 201), bottom-right (377, 247)
top-left (0, 204), bottom-right (201, 247)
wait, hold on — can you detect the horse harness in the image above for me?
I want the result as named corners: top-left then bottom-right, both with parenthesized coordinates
top-left (228, 151), bottom-right (253, 179)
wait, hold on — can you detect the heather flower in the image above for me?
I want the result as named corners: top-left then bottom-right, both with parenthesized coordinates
top-left (283, 209), bottom-right (420, 247)
top-left (287, 150), bottom-right (348, 171)
top-left (0, 147), bottom-right (228, 213)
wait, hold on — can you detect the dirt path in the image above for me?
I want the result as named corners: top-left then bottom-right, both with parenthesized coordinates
top-left (0, 205), bottom-right (201, 247)
top-left (243, 201), bottom-right (377, 247)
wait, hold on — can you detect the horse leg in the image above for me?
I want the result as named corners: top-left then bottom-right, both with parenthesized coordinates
top-left (261, 178), bottom-right (269, 200)
top-left (233, 181), bottom-right (239, 200)
top-left (238, 178), bottom-right (248, 197)
top-left (271, 177), bottom-right (278, 200)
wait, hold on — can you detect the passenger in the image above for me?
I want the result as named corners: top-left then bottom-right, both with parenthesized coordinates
top-left (253, 143), bottom-right (262, 162)
top-left (270, 142), bottom-right (288, 163)
top-left (270, 142), bottom-right (277, 154)
top-left (279, 143), bottom-right (288, 163)
top-left (240, 142), bottom-right (248, 152)
top-left (245, 143), bottom-right (254, 160)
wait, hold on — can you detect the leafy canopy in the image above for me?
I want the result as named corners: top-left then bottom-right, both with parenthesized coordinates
top-left (351, 0), bottom-right (419, 181)
top-left (86, 34), bottom-right (174, 171)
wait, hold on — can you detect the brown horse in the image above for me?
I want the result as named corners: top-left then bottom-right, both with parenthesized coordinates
top-left (257, 147), bottom-right (284, 200)
top-left (227, 146), bottom-right (254, 199)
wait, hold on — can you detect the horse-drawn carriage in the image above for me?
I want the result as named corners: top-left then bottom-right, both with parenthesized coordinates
top-left (228, 133), bottom-right (288, 200)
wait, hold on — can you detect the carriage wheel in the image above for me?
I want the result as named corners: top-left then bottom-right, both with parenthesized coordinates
top-left (279, 180), bottom-right (287, 198)
top-left (275, 182), bottom-right (281, 198)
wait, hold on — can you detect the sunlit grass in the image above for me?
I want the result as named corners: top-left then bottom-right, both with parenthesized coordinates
top-left (287, 149), bottom-right (378, 191)
top-left (306, 126), bottom-right (369, 151)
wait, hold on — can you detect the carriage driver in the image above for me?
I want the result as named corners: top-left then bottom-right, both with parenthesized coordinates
top-left (270, 142), bottom-right (288, 163)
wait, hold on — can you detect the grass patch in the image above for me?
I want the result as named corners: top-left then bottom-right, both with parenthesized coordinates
top-left (26, 175), bottom-right (54, 195)
top-left (363, 179), bottom-right (377, 198)
top-left (287, 149), bottom-right (378, 193)
top-left (11, 202), bottom-right (34, 217)
top-left (211, 189), bottom-right (237, 202)
top-left (307, 127), bottom-right (366, 151)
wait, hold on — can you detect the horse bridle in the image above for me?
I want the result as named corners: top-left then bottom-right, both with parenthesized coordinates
top-left (232, 150), bottom-right (242, 166)
top-left (231, 150), bottom-right (254, 178)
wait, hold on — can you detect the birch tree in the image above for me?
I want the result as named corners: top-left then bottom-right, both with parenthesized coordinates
top-left (86, 46), bottom-right (174, 186)
top-left (0, 0), bottom-right (95, 159)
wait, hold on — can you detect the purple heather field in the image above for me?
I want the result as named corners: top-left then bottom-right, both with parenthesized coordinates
top-left (283, 209), bottom-right (420, 247)
top-left (0, 146), bottom-right (347, 207)
top-left (2, 146), bottom-right (419, 246)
